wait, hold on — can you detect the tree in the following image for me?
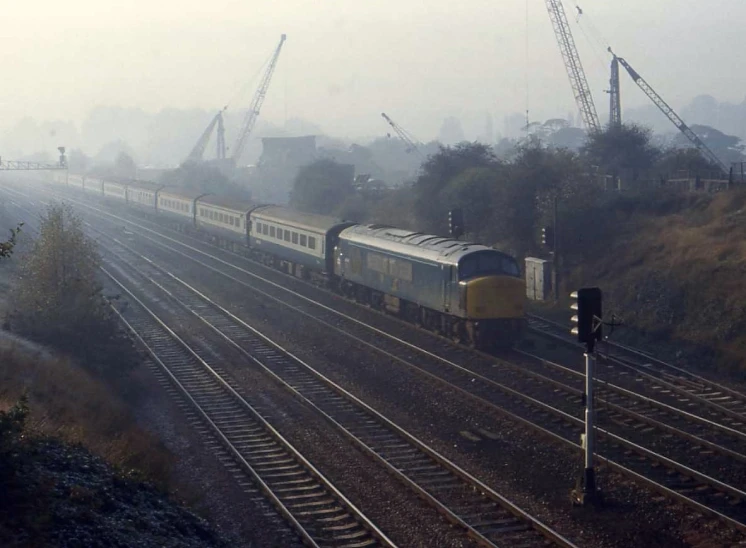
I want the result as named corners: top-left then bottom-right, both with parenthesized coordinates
top-left (412, 142), bottom-right (500, 233)
top-left (504, 138), bottom-right (588, 257)
top-left (114, 152), bottom-right (137, 178)
top-left (7, 204), bottom-right (135, 376)
top-left (289, 159), bottom-right (355, 215)
top-left (582, 123), bottom-right (660, 177)
top-left (655, 147), bottom-right (721, 177)
top-left (439, 167), bottom-right (504, 242)
top-left (674, 124), bottom-right (745, 165)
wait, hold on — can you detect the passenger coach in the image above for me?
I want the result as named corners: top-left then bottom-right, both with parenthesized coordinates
top-left (249, 206), bottom-right (354, 278)
top-left (157, 189), bottom-right (204, 222)
top-left (126, 181), bottom-right (163, 210)
top-left (195, 195), bottom-right (254, 247)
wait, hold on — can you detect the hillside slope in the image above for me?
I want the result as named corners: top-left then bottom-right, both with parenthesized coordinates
top-left (566, 189), bottom-right (746, 374)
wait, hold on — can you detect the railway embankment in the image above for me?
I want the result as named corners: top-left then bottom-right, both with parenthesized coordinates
top-left (542, 188), bottom-right (746, 378)
top-left (0, 337), bottom-right (229, 547)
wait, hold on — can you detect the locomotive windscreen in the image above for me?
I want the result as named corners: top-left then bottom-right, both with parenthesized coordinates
top-left (458, 251), bottom-right (520, 280)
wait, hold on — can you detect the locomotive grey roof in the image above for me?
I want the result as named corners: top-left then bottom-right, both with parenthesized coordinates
top-left (339, 224), bottom-right (505, 266)
top-left (198, 194), bottom-right (255, 214)
top-left (251, 206), bottom-right (352, 233)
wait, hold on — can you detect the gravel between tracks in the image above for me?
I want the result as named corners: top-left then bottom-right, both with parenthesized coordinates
top-left (117, 266), bottom-right (480, 547)
top-left (116, 222), bottom-right (746, 548)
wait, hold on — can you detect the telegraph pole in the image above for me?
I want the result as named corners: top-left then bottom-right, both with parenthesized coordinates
top-left (570, 287), bottom-right (603, 505)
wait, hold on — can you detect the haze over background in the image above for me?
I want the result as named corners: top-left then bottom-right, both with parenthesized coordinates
top-left (2, 1), bottom-right (745, 163)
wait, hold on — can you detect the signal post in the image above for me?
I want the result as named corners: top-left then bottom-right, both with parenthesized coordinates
top-left (570, 287), bottom-right (603, 506)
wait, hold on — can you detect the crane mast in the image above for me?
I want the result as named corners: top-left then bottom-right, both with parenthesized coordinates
top-left (216, 111), bottom-right (226, 160)
top-left (185, 108), bottom-right (226, 164)
top-left (545, 0), bottom-right (601, 132)
top-left (609, 56), bottom-right (621, 127)
top-left (613, 53), bottom-right (729, 175)
top-left (231, 34), bottom-right (287, 165)
top-left (381, 113), bottom-right (423, 157)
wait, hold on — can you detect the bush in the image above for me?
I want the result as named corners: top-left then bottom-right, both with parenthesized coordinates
top-left (6, 204), bottom-right (137, 378)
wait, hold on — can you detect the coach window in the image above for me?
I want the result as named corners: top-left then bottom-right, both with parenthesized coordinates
top-left (300, 234), bottom-right (307, 247)
top-left (270, 226), bottom-right (276, 238)
top-left (256, 222), bottom-right (262, 233)
top-left (282, 229), bottom-right (289, 241)
top-left (308, 237), bottom-right (316, 250)
top-left (292, 232), bottom-right (298, 244)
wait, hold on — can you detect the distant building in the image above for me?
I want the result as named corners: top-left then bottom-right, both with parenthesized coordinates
top-left (254, 136), bottom-right (318, 204)
top-left (259, 136), bottom-right (317, 168)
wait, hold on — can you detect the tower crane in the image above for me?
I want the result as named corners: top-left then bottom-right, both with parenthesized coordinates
top-left (183, 107), bottom-right (227, 164)
top-left (611, 50), bottom-right (729, 175)
top-left (544, 0), bottom-right (601, 132)
top-left (381, 113), bottom-right (423, 157)
top-left (231, 34), bottom-right (287, 166)
top-left (608, 56), bottom-right (621, 127)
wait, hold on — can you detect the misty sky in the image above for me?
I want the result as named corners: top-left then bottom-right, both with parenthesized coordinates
top-left (2, 1), bottom-right (745, 141)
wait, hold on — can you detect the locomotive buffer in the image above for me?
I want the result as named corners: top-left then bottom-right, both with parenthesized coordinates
top-left (570, 287), bottom-right (603, 506)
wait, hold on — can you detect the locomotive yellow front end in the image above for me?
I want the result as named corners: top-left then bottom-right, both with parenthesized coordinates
top-left (455, 250), bottom-right (526, 349)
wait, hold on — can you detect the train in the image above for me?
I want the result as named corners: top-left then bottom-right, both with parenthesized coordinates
top-left (51, 172), bottom-right (526, 349)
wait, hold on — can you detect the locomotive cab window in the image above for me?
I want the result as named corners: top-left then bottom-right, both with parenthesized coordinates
top-left (459, 252), bottom-right (520, 280)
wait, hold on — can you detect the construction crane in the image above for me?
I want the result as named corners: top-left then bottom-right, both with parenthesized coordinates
top-left (184, 107), bottom-right (227, 164)
top-left (608, 56), bottom-right (621, 127)
top-left (381, 113), bottom-right (423, 157)
top-left (611, 50), bottom-right (729, 175)
top-left (544, 0), bottom-right (601, 132)
top-left (231, 34), bottom-right (287, 165)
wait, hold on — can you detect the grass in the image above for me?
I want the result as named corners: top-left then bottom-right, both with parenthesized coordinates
top-left (565, 188), bottom-right (746, 375)
top-left (0, 338), bottom-right (173, 483)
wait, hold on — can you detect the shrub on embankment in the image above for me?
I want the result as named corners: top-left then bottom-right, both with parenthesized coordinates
top-left (5, 203), bottom-right (138, 379)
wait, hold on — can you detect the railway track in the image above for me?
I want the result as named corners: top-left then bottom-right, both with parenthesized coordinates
top-left (101, 267), bottom-right (395, 548)
top-left (77, 201), bottom-right (746, 536)
top-left (10, 183), bottom-right (746, 538)
top-left (100, 223), bottom-right (576, 548)
top-left (527, 314), bottom-right (746, 429)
